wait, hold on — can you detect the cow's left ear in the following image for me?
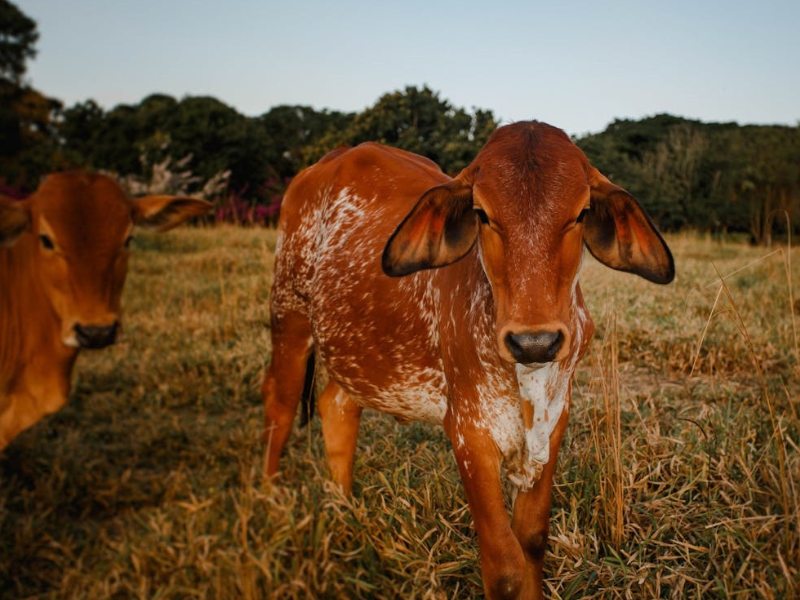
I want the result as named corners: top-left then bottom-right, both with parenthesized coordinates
top-left (382, 179), bottom-right (477, 277)
top-left (130, 195), bottom-right (213, 232)
top-left (585, 168), bottom-right (675, 284)
top-left (0, 197), bottom-right (30, 247)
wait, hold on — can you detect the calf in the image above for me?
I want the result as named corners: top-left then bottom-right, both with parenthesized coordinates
top-left (0, 171), bottom-right (211, 450)
top-left (263, 122), bottom-right (674, 599)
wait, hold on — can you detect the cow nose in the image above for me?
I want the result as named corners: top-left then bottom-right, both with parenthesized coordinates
top-left (504, 330), bottom-right (565, 364)
top-left (74, 322), bottom-right (119, 349)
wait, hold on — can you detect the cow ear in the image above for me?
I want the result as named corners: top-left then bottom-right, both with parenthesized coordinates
top-left (382, 179), bottom-right (477, 277)
top-left (130, 195), bottom-right (213, 232)
top-left (0, 197), bottom-right (30, 247)
top-left (585, 169), bottom-right (675, 284)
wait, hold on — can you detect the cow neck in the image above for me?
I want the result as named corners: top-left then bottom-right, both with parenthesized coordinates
top-left (434, 245), bottom-right (506, 379)
top-left (512, 275), bottom-right (594, 487)
top-left (435, 243), bottom-right (594, 490)
top-left (0, 234), bottom-right (74, 383)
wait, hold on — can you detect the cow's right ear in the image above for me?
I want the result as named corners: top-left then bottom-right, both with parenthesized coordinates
top-left (130, 195), bottom-right (213, 232)
top-left (0, 197), bottom-right (30, 247)
top-left (382, 179), bottom-right (477, 277)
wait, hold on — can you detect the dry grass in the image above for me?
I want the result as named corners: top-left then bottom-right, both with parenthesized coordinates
top-left (1, 227), bottom-right (798, 599)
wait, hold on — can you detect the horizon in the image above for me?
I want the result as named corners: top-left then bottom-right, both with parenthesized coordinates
top-left (21, 0), bottom-right (800, 138)
top-left (29, 84), bottom-right (800, 138)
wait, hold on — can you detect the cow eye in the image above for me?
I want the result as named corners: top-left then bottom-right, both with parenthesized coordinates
top-left (474, 208), bottom-right (490, 225)
top-left (576, 207), bottom-right (590, 224)
top-left (39, 234), bottom-right (55, 250)
top-left (124, 235), bottom-right (134, 249)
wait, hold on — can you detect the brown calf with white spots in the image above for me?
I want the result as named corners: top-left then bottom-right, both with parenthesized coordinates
top-left (0, 171), bottom-right (211, 450)
top-left (263, 121), bottom-right (674, 599)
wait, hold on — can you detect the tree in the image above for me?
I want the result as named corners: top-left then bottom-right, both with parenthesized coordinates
top-left (302, 86), bottom-right (497, 175)
top-left (57, 89), bottom-right (498, 212)
top-left (165, 96), bottom-right (272, 192)
top-left (258, 105), bottom-right (354, 180)
top-left (0, 1), bottom-right (64, 190)
top-left (629, 124), bottom-right (709, 229)
top-left (0, 0), bottom-right (38, 84)
top-left (723, 126), bottom-right (800, 244)
top-left (59, 100), bottom-right (105, 165)
top-left (60, 95), bottom-right (275, 196)
top-left (575, 115), bottom-right (800, 239)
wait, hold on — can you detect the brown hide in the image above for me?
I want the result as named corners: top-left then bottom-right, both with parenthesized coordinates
top-left (263, 122), bottom-right (674, 599)
top-left (0, 171), bottom-right (211, 450)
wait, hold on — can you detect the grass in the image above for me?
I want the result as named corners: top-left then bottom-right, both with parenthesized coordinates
top-left (1, 226), bottom-right (798, 599)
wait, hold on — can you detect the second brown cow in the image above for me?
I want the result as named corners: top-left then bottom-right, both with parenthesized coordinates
top-left (0, 172), bottom-right (211, 451)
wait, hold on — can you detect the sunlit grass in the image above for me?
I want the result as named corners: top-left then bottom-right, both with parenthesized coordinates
top-left (1, 227), bottom-right (797, 599)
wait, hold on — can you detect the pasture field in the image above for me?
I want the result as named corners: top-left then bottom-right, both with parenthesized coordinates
top-left (1, 226), bottom-right (798, 600)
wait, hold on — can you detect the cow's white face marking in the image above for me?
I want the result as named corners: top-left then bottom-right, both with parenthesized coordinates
top-left (502, 248), bottom-right (589, 490)
top-left (467, 234), bottom-right (590, 491)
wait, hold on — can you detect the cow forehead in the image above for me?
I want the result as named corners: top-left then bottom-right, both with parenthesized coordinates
top-left (472, 122), bottom-right (591, 216)
top-left (34, 173), bottom-right (132, 244)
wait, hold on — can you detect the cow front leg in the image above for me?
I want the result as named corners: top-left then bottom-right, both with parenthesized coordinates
top-left (0, 362), bottom-right (71, 451)
top-left (445, 419), bottom-right (527, 600)
top-left (0, 392), bottom-right (43, 451)
top-left (317, 381), bottom-right (362, 493)
top-left (510, 402), bottom-right (569, 599)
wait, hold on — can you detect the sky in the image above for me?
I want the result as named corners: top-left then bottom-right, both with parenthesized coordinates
top-left (21, 0), bottom-right (800, 137)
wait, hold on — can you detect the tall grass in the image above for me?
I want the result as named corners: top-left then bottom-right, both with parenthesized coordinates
top-left (0, 228), bottom-right (797, 599)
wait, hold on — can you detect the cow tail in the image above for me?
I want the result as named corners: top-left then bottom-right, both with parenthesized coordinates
top-left (299, 352), bottom-right (316, 428)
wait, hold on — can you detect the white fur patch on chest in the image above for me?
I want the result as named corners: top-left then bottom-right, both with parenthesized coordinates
top-left (505, 362), bottom-right (571, 490)
top-left (517, 363), bottom-right (570, 460)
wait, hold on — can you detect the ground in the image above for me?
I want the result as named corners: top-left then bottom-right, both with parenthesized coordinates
top-left (1, 227), bottom-right (798, 599)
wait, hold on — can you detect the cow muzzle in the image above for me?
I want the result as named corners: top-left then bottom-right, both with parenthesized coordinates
top-left (502, 325), bottom-right (570, 365)
top-left (74, 322), bottom-right (119, 350)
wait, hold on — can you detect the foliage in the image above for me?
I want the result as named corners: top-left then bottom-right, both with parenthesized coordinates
top-left (258, 104), bottom-right (354, 180)
top-left (0, 80), bottom-right (63, 189)
top-left (56, 86), bottom-right (496, 216)
top-left (0, 180), bottom-right (25, 199)
top-left (576, 115), bottom-right (800, 243)
top-left (58, 96), bottom-right (346, 201)
top-left (0, 0), bottom-right (37, 84)
top-left (53, 99), bottom-right (800, 241)
top-left (0, 1), bottom-right (63, 191)
top-left (214, 178), bottom-right (285, 226)
top-left (302, 85), bottom-right (497, 175)
top-left (61, 95), bottom-right (265, 193)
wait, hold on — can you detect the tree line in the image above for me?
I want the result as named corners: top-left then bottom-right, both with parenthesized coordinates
top-left (580, 114), bottom-right (800, 244)
top-left (2, 0), bottom-right (798, 242)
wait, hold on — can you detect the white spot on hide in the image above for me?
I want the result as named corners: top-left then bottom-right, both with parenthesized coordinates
top-left (516, 362), bottom-right (570, 465)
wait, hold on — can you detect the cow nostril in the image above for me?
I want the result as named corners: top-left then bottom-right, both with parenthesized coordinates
top-left (74, 322), bottom-right (119, 350)
top-left (504, 330), bottom-right (565, 364)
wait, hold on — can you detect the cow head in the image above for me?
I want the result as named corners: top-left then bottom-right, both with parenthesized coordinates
top-left (0, 172), bottom-right (211, 350)
top-left (383, 122), bottom-right (674, 365)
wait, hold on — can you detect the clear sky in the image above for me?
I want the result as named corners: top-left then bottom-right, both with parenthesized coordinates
top-left (21, 0), bottom-right (800, 136)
